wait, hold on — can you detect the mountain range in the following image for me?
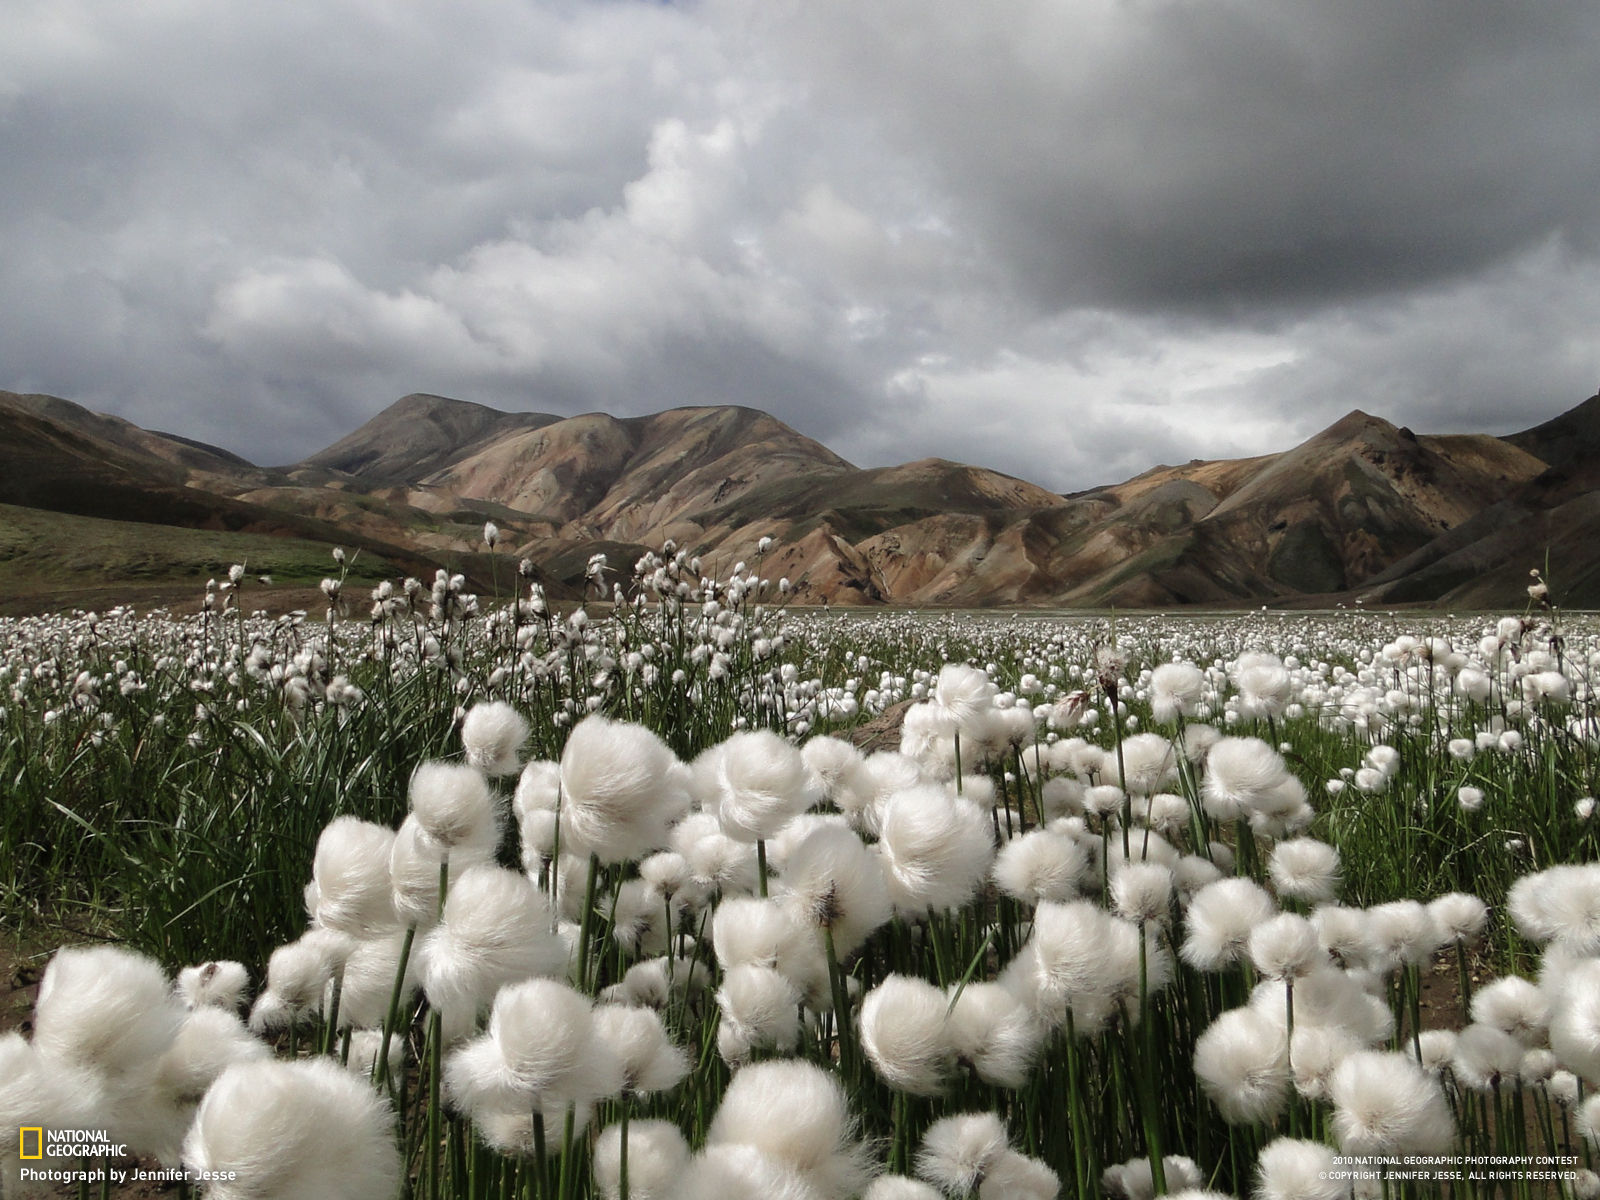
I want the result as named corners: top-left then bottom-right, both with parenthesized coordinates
top-left (4, 386), bottom-right (1599, 611)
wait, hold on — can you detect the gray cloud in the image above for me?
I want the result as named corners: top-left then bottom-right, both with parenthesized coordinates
top-left (1, 0), bottom-right (1598, 490)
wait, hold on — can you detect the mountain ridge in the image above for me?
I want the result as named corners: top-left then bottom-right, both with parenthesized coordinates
top-left (8, 386), bottom-right (1600, 610)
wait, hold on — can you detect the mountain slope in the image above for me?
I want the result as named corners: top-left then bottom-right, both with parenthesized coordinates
top-left (14, 386), bottom-right (1600, 610)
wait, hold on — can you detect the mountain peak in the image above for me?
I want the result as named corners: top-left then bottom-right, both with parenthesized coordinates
top-left (297, 393), bottom-right (563, 481)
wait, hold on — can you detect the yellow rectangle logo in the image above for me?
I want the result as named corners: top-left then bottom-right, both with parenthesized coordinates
top-left (18, 1128), bottom-right (42, 1159)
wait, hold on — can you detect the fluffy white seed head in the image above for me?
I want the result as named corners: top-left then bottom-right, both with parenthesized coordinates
top-left (708, 1060), bottom-right (873, 1200)
top-left (946, 981), bottom-right (1042, 1089)
top-left (409, 761), bottom-right (498, 850)
top-left (1549, 960), bottom-right (1600, 1085)
top-left (933, 664), bottom-right (997, 737)
top-left (311, 817), bottom-right (400, 937)
top-left (1254, 1138), bottom-right (1345, 1200)
top-left (1182, 878), bottom-right (1278, 971)
top-left (1428, 892), bottom-right (1489, 944)
top-left (778, 823), bottom-right (892, 957)
top-left (859, 975), bottom-right (955, 1095)
top-left (1268, 839), bottom-right (1341, 905)
top-left (1031, 900), bottom-right (1116, 1001)
top-left (875, 785), bottom-right (996, 917)
top-left (864, 1178), bottom-right (943, 1200)
top-left (1111, 862), bottom-right (1174, 925)
top-left (712, 896), bottom-right (828, 1007)
top-left (1416, 1029), bottom-right (1458, 1076)
top-left (1234, 651), bottom-right (1291, 719)
top-left (390, 812), bottom-right (497, 929)
top-left (420, 865), bottom-right (567, 1042)
top-left (1150, 662), bottom-right (1205, 724)
top-left (714, 730), bottom-right (817, 843)
top-left (1173, 854), bottom-right (1225, 900)
top-left (801, 736), bottom-right (871, 807)
top-left (1202, 737), bottom-right (1289, 821)
top-left (176, 961), bottom-right (250, 1011)
top-left (1471, 976), bottom-right (1550, 1045)
top-left (594, 1119), bottom-right (689, 1200)
top-left (182, 1058), bottom-right (400, 1200)
top-left (1103, 1154), bottom-right (1205, 1200)
top-left (716, 964), bottom-right (802, 1064)
top-left (674, 1144), bottom-right (825, 1200)
top-left (1249, 914), bottom-right (1325, 981)
top-left (336, 930), bottom-right (421, 1031)
top-left (1452, 1023), bottom-right (1526, 1092)
top-left (592, 1004), bottom-right (689, 1095)
top-left (34, 945), bottom-right (184, 1082)
top-left (1114, 733), bottom-right (1178, 797)
top-left (461, 700), bottom-right (529, 777)
top-left (1310, 906), bottom-right (1369, 967)
top-left (1363, 901), bottom-right (1442, 971)
top-left (560, 715), bottom-right (686, 864)
top-left (1289, 1024), bottom-right (1362, 1101)
top-left (1327, 1050), bottom-right (1456, 1155)
top-left (977, 1150), bottom-right (1058, 1200)
top-left (916, 1112), bottom-right (1010, 1195)
top-left (993, 830), bottom-right (1089, 904)
top-left (1194, 1007), bottom-right (1290, 1125)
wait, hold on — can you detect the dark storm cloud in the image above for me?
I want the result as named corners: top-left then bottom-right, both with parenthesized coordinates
top-left (785, 1), bottom-right (1600, 309)
top-left (1, 0), bottom-right (1599, 488)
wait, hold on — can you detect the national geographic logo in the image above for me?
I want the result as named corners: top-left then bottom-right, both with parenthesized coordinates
top-left (18, 1128), bottom-right (42, 1160)
top-left (14, 1128), bottom-right (129, 1158)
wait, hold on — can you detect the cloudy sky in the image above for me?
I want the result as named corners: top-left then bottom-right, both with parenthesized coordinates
top-left (4, 0), bottom-right (1600, 490)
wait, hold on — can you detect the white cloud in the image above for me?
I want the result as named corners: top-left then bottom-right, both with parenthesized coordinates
top-left (1, 0), bottom-right (1599, 487)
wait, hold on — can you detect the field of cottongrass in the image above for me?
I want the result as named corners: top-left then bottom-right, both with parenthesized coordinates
top-left (4, 541), bottom-right (1600, 1200)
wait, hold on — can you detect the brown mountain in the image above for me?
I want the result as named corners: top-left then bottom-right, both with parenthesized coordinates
top-left (8, 386), bottom-right (1600, 610)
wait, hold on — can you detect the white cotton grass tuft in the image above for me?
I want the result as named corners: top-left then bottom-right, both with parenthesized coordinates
top-left (1267, 839), bottom-right (1342, 905)
top-left (801, 735), bottom-right (872, 808)
top-left (1193, 1007), bottom-right (1290, 1125)
top-left (345, 1029), bottom-right (405, 1081)
top-left (1451, 1023), bottom-right (1526, 1092)
top-left (1103, 1154), bottom-right (1205, 1200)
top-left (1248, 913), bottom-right (1324, 981)
top-left (1201, 737), bottom-right (1289, 821)
top-left (778, 823), bottom-right (892, 957)
top-left (864, 1178), bottom-right (943, 1200)
top-left (1114, 733), bottom-right (1179, 796)
top-left (461, 700), bottom-right (529, 777)
top-left (915, 1112), bottom-right (1011, 1195)
top-left (336, 930), bottom-right (421, 1030)
top-left (712, 895), bottom-right (828, 1007)
top-left (1288, 1025), bottom-right (1363, 1101)
top-left (1548, 959), bottom-right (1600, 1084)
top-left (707, 1059), bottom-right (874, 1200)
top-left (1233, 651), bottom-right (1291, 720)
top-left (675, 812), bottom-right (760, 896)
top-left (1030, 900), bottom-right (1115, 1002)
top-left (175, 960), bottom-right (250, 1011)
top-left (713, 729), bottom-right (817, 843)
top-left (1416, 1029), bottom-right (1458, 1077)
top-left (875, 784), bottom-right (996, 917)
top-left (1181, 878), bottom-right (1278, 971)
top-left (591, 1004), bottom-right (689, 1095)
top-left (444, 978), bottom-right (621, 1121)
top-left (1362, 900), bottom-right (1442, 970)
top-left (1254, 1138), bottom-right (1346, 1200)
top-left (419, 865), bottom-right (567, 1042)
top-left (673, 1144), bottom-right (824, 1200)
top-left (1111, 862), bottom-right (1174, 925)
top-left (139, 1006), bottom-right (270, 1165)
top-left (1310, 906), bottom-right (1369, 967)
top-left (977, 1150), bottom-right (1059, 1200)
top-left (559, 715), bottom-right (687, 864)
top-left (33, 945), bottom-right (184, 1086)
top-left (593, 1119), bottom-right (690, 1200)
top-left (1327, 1050), bottom-right (1456, 1155)
top-left (407, 761), bottom-right (499, 852)
top-left (513, 761), bottom-right (561, 869)
top-left (182, 1058), bottom-right (400, 1200)
top-left (309, 816), bottom-right (399, 936)
top-left (1511, 864), bottom-right (1600, 953)
top-left (859, 975), bottom-right (955, 1095)
top-left (716, 964), bottom-right (802, 1064)
top-left (933, 663), bottom-right (997, 737)
top-left (946, 981), bottom-right (1042, 1089)
top-left (1150, 661), bottom-right (1205, 724)
top-left (390, 812), bottom-right (497, 929)
top-left (1428, 892), bottom-right (1489, 944)
top-left (1173, 854), bottom-right (1224, 900)
top-left (993, 829), bottom-right (1089, 904)
top-left (1470, 975), bottom-right (1550, 1045)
